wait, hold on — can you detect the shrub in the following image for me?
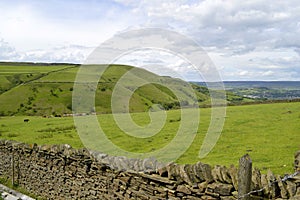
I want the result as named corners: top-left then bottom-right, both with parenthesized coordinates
top-left (67, 104), bottom-right (72, 110)
top-left (7, 133), bottom-right (18, 138)
top-left (65, 133), bottom-right (74, 138)
top-left (50, 89), bottom-right (58, 97)
top-left (169, 117), bottom-right (181, 123)
top-left (37, 133), bottom-right (53, 139)
top-left (37, 125), bottom-right (76, 133)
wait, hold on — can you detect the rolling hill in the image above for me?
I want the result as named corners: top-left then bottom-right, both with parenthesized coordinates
top-left (0, 62), bottom-right (251, 116)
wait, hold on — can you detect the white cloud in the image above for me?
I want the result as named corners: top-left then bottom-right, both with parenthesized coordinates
top-left (261, 70), bottom-right (274, 76)
top-left (0, 38), bottom-right (94, 63)
top-left (1, 0), bottom-right (300, 80)
top-left (111, 0), bottom-right (300, 80)
top-left (20, 45), bottom-right (94, 63)
top-left (0, 39), bottom-right (20, 60)
top-left (0, 1), bottom-right (134, 51)
top-left (238, 70), bottom-right (250, 76)
top-left (259, 65), bottom-right (285, 70)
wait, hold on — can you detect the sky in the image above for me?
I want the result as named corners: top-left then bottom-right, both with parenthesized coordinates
top-left (0, 0), bottom-right (300, 81)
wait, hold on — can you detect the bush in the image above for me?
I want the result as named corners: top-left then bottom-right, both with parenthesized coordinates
top-left (37, 133), bottom-right (53, 139)
top-left (7, 133), bottom-right (18, 138)
top-left (67, 104), bottom-right (72, 110)
top-left (50, 89), bottom-right (58, 97)
top-left (169, 117), bottom-right (181, 123)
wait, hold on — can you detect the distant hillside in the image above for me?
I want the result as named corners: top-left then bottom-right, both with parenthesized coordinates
top-left (223, 81), bottom-right (300, 90)
top-left (0, 62), bottom-right (250, 116)
top-left (195, 81), bottom-right (300, 100)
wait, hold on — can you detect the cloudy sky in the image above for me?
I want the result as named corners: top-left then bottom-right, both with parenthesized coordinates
top-left (0, 0), bottom-right (300, 81)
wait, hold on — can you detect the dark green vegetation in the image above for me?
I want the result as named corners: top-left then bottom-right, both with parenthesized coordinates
top-left (0, 62), bottom-right (250, 116)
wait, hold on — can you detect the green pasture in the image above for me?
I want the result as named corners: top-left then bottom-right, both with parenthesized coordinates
top-left (0, 64), bottom-right (213, 116)
top-left (0, 64), bottom-right (76, 94)
top-left (0, 102), bottom-right (299, 175)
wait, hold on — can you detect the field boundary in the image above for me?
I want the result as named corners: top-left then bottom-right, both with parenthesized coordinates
top-left (0, 65), bottom-right (78, 95)
top-left (0, 140), bottom-right (299, 199)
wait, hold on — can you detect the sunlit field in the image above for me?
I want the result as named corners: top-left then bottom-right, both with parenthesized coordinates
top-left (1, 102), bottom-right (299, 174)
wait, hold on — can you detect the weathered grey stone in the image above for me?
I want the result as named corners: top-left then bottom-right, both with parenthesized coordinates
top-left (220, 196), bottom-right (236, 200)
top-left (176, 185), bottom-right (191, 194)
top-left (178, 164), bottom-right (199, 185)
top-left (142, 157), bottom-right (158, 173)
top-left (261, 174), bottom-right (270, 196)
top-left (198, 181), bottom-right (208, 193)
top-left (166, 163), bottom-right (182, 182)
top-left (212, 165), bottom-right (223, 182)
top-left (90, 151), bottom-right (108, 161)
top-left (113, 156), bottom-right (130, 171)
top-left (207, 183), bottom-right (233, 196)
top-left (252, 168), bottom-right (262, 191)
top-left (292, 173), bottom-right (300, 183)
top-left (228, 165), bottom-right (238, 191)
top-left (0, 140), bottom-right (299, 200)
top-left (267, 169), bottom-right (278, 198)
top-left (205, 190), bottom-right (220, 198)
top-left (193, 162), bottom-right (213, 183)
top-left (220, 166), bottom-right (232, 184)
top-left (201, 195), bottom-right (218, 200)
top-left (277, 175), bottom-right (288, 199)
top-left (296, 185), bottom-right (300, 196)
top-left (231, 191), bottom-right (238, 198)
top-left (286, 180), bottom-right (296, 197)
top-left (289, 196), bottom-right (300, 200)
top-left (157, 165), bottom-right (168, 177)
top-left (139, 172), bottom-right (176, 185)
top-left (182, 196), bottom-right (201, 200)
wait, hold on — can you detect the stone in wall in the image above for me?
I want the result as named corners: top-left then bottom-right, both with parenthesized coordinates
top-left (0, 140), bottom-right (299, 199)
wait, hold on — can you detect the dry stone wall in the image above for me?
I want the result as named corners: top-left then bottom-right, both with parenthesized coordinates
top-left (0, 140), bottom-right (299, 199)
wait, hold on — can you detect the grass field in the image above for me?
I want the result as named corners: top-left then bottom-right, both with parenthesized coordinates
top-left (0, 102), bottom-right (299, 175)
top-left (0, 63), bottom-right (74, 92)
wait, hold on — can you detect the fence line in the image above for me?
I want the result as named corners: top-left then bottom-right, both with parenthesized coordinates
top-left (238, 170), bottom-right (299, 199)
